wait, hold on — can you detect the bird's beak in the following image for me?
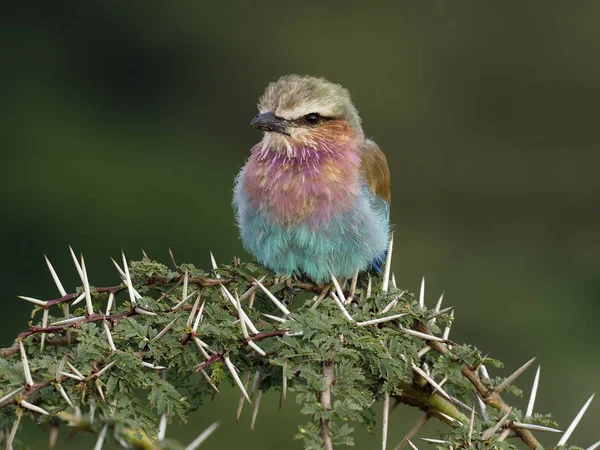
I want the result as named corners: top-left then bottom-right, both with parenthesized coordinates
top-left (250, 111), bottom-right (290, 134)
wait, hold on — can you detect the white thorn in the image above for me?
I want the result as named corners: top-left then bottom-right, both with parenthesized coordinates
top-left (111, 258), bottom-right (144, 302)
top-left (110, 257), bottom-right (126, 279)
top-left (418, 277), bottom-right (425, 308)
top-left (330, 274), bottom-right (347, 305)
top-left (121, 251), bottom-right (136, 306)
top-left (587, 439), bottom-right (600, 450)
top-left (94, 424), bottom-right (108, 450)
top-left (0, 387), bottom-right (24, 404)
top-left (557, 394), bottom-right (595, 447)
top-left (193, 337), bottom-right (212, 360)
top-left (248, 340), bottom-right (266, 356)
top-left (157, 413), bottom-right (168, 441)
top-left (45, 255), bottom-right (67, 297)
top-left (398, 326), bottom-right (445, 342)
top-left (224, 355), bottom-right (252, 404)
top-left (512, 422), bottom-right (562, 433)
top-left (19, 340), bottom-right (33, 386)
top-left (477, 395), bottom-right (488, 422)
top-left (310, 289), bottom-right (329, 311)
top-left (382, 235), bottom-right (394, 293)
top-left (367, 274), bottom-right (372, 299)
top-left (480, 364), bottom-right (490, 380)
top-left (468, 402), bottom-right (476, 445)
top-left (103, 320), bottom-right (117, 351)
top-left (192, 300), bottom-right (206, 333)
top-left (17, 296), bottom-right (48, 307)
top-left (382, 391), bottom-right (390, 450)
top-left (70, 292), bottom-right (86, 306)
top-left (250, 390), bottom-right (263, 430)
top-left (50, 315), bottom-right (85, 326)
top-left (20, 400), bottom-right (49, 415)
top-left (172, 291), bottom-right (196, 312)
top-left (498, 429), bottom-right (511, 442)
top-left (235, 293), bottom-right (265, 356)
top-left (438, 411), bottom-right (458, 424)
top-left (66, 361), bottom-right (85, 379)
top-left (381, 290), bottom-right (407, 314)
top-left (184, 421), bottom-right (220, 450)
top-left (434, 292), bottom-right (444, 312)
top-left (427, 293), bottom-right (445, 325)
top-left (210, 252), bottom-right (219, 274)
top-left (198, 367), bottom-right (220, 394)
top-left (285, 331), bottom-right (303, 337)
top-left (448, 395), bottom-right (473, 414)
top-left (220, 285), bottom-right (259, 334)
top-left (235, 291), bottom-right (249, 339)
top-left (261, 313), bottom-right (287, 323)
top-left (419, 438), bottom-right (449, 444)
top-left (79, 256), bottom-right (94, 315)
top-left (356, 313), bottom-right (407, 327)
top-left (95, 379), bottom-right (105, 402)
top-left (239, 278), bottom-right (264, 303)
top-left (186, 294), bottom-right (202, 328)
top-left (417, 346), bottom-right (431, 357)
top-left (495, 356), bottom-right (537, 394)
top-left (481, 408), bottom-right (513, 440)
top-left (281, 363), bottom-right (287, 406)
top-left (105, 292), bottom-right (114, 316)
top-left (193, 337), bottom-right (212, 351)
top-left (56, 383), bottom-right (73, 407)
top-left (7, 409), bottom-right (22, 450)
top-left (68, 245), bottom-right (83, 279)
top-left (525, 365), bottom-right (541, 418)
top-left (58, 371), bottom-right (84, 382)
top-left (411, 363), bottom-right (452, 402)
top-left (40, 309), bottom-right (49, 352)
top-left (253, 278), bottom-right (291, 315)
top-left (251, 370), bottom-right (261, 397)
top-left (349, 268), bottom-right (359, 301)
top-left (330, 292), bottom-right (354, 322)
top-left (405, 439), bottom-right (419, 450)
top-left (95, 360), bottom-right (116, 379)
top-left (442, 311), bottom-right (453, 340)
top-left (135, 307), bottom-right (157, 316)
top-left (391, 272), bottom-right (397, 289)
top-left (141, 361), bottom-right (167, 370)
top-left (426, 306), bottom-right (455, 321)
top-left (183, 269), bottom-right (189, 300)
top-left (153, 317), bottom-right (178, 341)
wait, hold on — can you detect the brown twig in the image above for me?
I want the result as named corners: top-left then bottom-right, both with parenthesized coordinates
top-left (415, 322), bottom-right (541, 449)
top-left (320, 357), bottom-right (335, 450)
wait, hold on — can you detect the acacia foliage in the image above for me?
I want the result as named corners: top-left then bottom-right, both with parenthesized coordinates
top-left (0, 257), bottom-right (584, 449)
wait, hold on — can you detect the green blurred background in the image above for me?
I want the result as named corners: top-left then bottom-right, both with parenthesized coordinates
top-left (2, 1), bottom-right (599, 448)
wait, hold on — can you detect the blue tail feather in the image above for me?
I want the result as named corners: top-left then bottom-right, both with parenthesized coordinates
top-left (372, 252), bottom-right (387, 273)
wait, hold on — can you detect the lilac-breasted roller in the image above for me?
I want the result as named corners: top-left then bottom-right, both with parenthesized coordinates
top-left (233, 75), bottom-right (391, 283)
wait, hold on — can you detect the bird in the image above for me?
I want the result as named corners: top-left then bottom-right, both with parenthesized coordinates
top-left (233, 75), bottom-right (390, 283)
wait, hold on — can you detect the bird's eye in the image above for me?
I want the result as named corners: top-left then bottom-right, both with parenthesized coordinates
top-left (304, 113), bottom-right (321, 125)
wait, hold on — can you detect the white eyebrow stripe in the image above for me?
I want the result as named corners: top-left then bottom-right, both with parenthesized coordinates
top-left (275, 101), bottom-right (337, 121)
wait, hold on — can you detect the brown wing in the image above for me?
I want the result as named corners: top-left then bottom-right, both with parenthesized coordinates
top-left (359, 139), bottom-right (391, 205)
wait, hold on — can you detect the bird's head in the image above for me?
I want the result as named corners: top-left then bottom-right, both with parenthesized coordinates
top-left (250, 75), bottom-right (364, 156)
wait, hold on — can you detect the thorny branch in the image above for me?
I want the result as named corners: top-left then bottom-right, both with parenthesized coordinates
top-left (415, 321), bottom-right (541, 449)
top-left (0, 248), bottom-right (594, 450)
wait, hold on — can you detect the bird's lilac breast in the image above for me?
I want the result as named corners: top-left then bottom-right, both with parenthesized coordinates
top-left (240, 146), bottom-right (362, 228)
